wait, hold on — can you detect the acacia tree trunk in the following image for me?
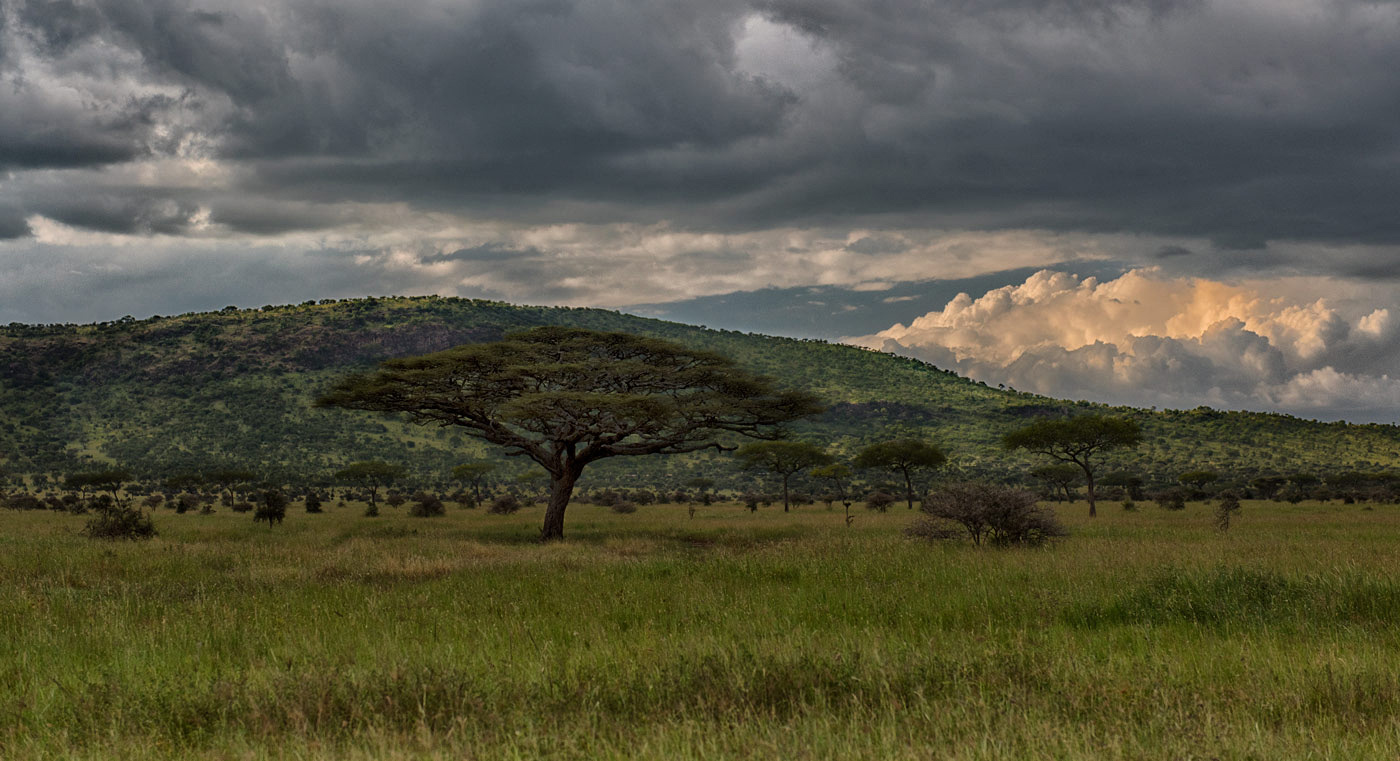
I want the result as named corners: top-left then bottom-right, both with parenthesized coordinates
top-left (781, 473), bottom-right (791, 512)
top-left (902, 468), bottom-right (915, 509)
top-left (540, 466), bottom-right (581, 541)
top-left (1084, 468), bottom-right (1097, 517)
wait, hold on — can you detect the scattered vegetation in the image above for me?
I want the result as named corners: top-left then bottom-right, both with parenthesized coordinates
top-left (907, 482), bottom-right (1068, 546)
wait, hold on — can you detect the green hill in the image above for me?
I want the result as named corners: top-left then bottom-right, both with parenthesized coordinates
top-left (3, 295), bottom-right (1399, 489)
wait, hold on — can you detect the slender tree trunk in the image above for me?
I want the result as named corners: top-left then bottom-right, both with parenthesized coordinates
top-left (903, 469), bottom-right (915, 509)
top-left (782, 474), bottom-right (791, 512)
top-left (540, 466), bottom-right (580, 541)
top-left (1084, 468), bottom-right (1097, 517)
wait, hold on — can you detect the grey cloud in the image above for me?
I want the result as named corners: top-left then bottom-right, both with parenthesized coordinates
top-left (3, 0), bottom-right (1400, 285)
top-left (0, 204), bottom-right (30, 239)
top-left (422, 244), bottom-right (544, 264)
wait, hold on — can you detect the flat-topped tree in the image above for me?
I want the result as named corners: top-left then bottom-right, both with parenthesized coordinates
top-left (334, 461), bottom-right (406, 516)
top-left (735, 441), bottom-right (833, 512)
top-left (316, 326), bottom-right (824, 540)
top-left (1003, 415), bottom-right (1142, 517)
top-left (853, 439), bottom-right (946, 509)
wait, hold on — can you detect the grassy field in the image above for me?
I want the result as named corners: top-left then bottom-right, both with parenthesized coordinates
top-left (4, 499), bottom-right (1400, 759)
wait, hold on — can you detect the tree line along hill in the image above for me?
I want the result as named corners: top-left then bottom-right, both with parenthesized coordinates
top-left (2, 295), bottom-right (1399, 491)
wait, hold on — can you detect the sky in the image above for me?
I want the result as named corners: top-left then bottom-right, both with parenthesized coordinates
top-left (2, 0), bottom-right (1399, 422)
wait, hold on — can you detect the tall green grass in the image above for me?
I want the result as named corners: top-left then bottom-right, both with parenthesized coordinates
top-left (4, 499), bottom-right (1400, 759)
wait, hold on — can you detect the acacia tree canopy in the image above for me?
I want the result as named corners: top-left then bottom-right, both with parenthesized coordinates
top-left (734, 441), bottom-right (833, 512)
top-left (853, 438), bottom-right (946, 509)
top-left (316, 326), bottom-right (824, 540)
top-left (1003, 415), bottom-right (1142, 517)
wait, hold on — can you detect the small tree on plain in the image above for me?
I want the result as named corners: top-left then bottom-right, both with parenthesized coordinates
top-left (811, 463), bottom-right (856, 528)
top-left (1003, 415), bottom-right (1143, 517)
top-left (451, 462), bottom-right (496, 504)
top-left (254, 490), bottom-right (287, 526)
top-left (853, 439), bottom-right (946, 509)
top-left (1030, 464), bottom-right (1081, 503)
top-left (734, 441), bottom-right (832, 512)
top-left (334, 461), bottom-right (407, 516)
top-left (1214, 491), bottom-right (1241, 531)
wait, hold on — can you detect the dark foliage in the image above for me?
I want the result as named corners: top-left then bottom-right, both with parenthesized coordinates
top-left (488, 494), bottom-right (522, 515)
top-left (409, 492), bottom-right (446, 517)
top-left (908, 482), bottom-right (1067, 547)
top-left (83, 502), bottom-right (156, 540)
top-left (1215, 491), bottom-right (1242, 531)
top-left (254, 490), bottom-right (288, 526)
top-left (1152, 489), bottom-right (1187, 511)
top-left (610, 501), bottom-right (638, 514)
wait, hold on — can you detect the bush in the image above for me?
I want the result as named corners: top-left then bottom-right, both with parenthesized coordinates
top-left (1152, 489), bottom-right (1187, 511)
top-left (1215, 491), bottom-right (1242, 531)
top-left (386, 492), bottom-right (406, 508)
top-left (304, 492), bottom-right (323, 513)
top-left (1121, 498), bottom-right (1137, 512)
top-left (907, 482), bottom-right (1067, 547)
top-left (2, 493), bottom-right (43, 511)
top-left (488, 494), bottom-right (522, 514)
top-left (84, 503), bottom-right (156, 540)
top-left (865, 490), bottom-right (896, 512)
top-left (610, 500), bottom-right (638, 514)
top-left (253, 490), bottom-right (287, 526)
top-left (230, 501), bottom-right (253, 514)
top-left (409, 492), bottom-right (446, 517)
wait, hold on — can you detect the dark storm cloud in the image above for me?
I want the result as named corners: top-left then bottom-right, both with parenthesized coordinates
top-left (4, 0), bottom-right (1400, 258)
top-left (0, 204), bottom-right (30, 239)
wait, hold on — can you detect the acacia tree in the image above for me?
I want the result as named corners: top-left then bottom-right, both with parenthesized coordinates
top-left (316, 327), bottom-right (823, 540)
top-left (853, 439), bottom-right (946, 509)
top-left (1003, 415), bottom-right (1143, 517)
top-left (811, 463), bottom-right (856, 527)
top-left (451, 462), bottom-right (496, 504)
top-left (334, 461), bottom-right (407, 516)
top-left (1030, 464), bottom-right (1081, 503)
top-left (734, 441), bottom-right (832, 512)
top-left (68, 469), bottom-right (133, 506)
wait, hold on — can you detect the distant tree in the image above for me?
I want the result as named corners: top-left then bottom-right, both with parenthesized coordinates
top-left (1178, 470), bottom-right (1219, 498)
top-left (1003, 416), bottom-right (1143, 517)
top-left (853, 439), bottom-right (946, 509)
top-left (304, 492), bottom-right (323, 513)
top-left (733, 441), bottom-right (832, 512)
top-left (811, 463), bottom-right (856, 528)
top-left (334, 461), bottom-right (406, 516)
top-left (865, 490), bottom-right (896, 512)
top-left (451, 462), bottom-right (497, 503)
top-left (253, 490), bottom-right (287, 526)
top-left (1214, 491), bottom-right (1242, 531)
top-left (316, 327), bottom-right (822, 540)
top-left (1100, 471), bottom-right (1145, 501)
top-left (68, 469), bottom-right (132, 506)
top-left (206, 468), bottom-right (256, 505)
top-left (1030, 464), bottom-right (1081, 503)
top-left (1250, 476), bottom-right (1285, 500)
top-left (685, 477), bottom-right (716, 505)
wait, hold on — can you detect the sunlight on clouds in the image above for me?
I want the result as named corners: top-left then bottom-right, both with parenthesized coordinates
top-left (852, 269), bottom-right (1400, 422)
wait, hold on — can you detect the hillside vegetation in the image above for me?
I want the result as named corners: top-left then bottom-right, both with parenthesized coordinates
top-left (3, 295), bottom-right (1399, 486)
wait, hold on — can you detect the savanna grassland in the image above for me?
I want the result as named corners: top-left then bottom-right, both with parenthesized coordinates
top-left (5, 500), bottom-right (1400, 760)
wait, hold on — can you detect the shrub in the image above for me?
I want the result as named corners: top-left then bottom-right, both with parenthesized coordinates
top-left (304, 492), bottom-right (323, 513)
top-left (1121, 498), bottom-right (1137, 512)
top-left (409, 492), bottom-right (446, 517)
top-left (610, 500), bottom-right (638, 514)
top-left (741, 492), bottom-right (760, 512)
top-left (84, 503), bottom-right (156, 540)
top-left (2, 493), bottom-right (43, 511)
top-left (230, 501), bottom-right (253, 514)
top-left (865, 490), bottom-right (896, 512)
top-left (253, 490), bottom-right (288, 526)
top-left (488, 494), bottom-right (522, 514)
top-left (143, 494), bottom-right (164, 509)
top-left (907, 482), bottom-right (1067, 547)
top-left (1152, 489), bottom-right (1187, 511)
top-left (386, 492), bottom-right (406, 508)
top-left (1215, 491), bottom-right (1242, 531)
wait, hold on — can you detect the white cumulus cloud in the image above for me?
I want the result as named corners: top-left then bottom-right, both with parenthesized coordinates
top-left (850, 269), bottom-right (1400, 423)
